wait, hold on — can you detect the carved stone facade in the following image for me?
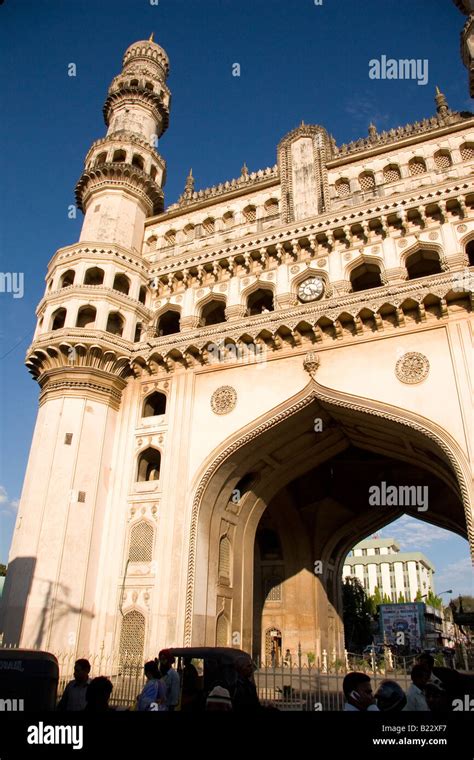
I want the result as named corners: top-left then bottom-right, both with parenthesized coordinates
top-left (1, 35), bottom-right (472, 666)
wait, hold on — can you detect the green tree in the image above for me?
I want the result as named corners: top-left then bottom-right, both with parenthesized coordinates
top-left (425, 590), bottom-right (442, 609)
top-left (398, 592), bottom-right (405, 603)
top-left (414, 589), bottom-right (423, 602)
top-left (0, 564), bottom-right (6, 577)
top-left (342, 576), bottom-right (373, 652)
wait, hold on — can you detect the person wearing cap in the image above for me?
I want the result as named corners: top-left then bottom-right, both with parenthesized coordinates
top-left (158, 649), bottom-right (180, 711)
top-left (205, 686), bottom-right (233, 712)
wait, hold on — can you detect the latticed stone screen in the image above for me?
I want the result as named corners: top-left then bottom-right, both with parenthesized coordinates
top-left (202, 218), bottom-right (215, 235)
top-left (119, 610), bottom-right (145, 663)
top-left (265, 200), bottom-right (279, 215)
top-left (434, 151), bottom-right (452, 169)
top-left (335, 179), bottom-right (350, 197)
top-left (184, 225), bottom-right (195, 240)
top-left (461, 144), bottom-right (474, 161)
top-left (264, 576), bottom-right (282, 601)
top-left (128, 521), bottom-right (154, 562)
top-left (383, 166), bottom-right (401, 183)
top-left (244, 206), bottom-right (257, 223)
top-left (218, 536), bottom-right (231, 580)
top-left (409, 158), bottom-right (427, 176)
top-left (216, 615), bottom-right (229, 646)
top-left (165, 230), bottom-right (176, 246)
top-left (359, 173), bottom-right (375, 191)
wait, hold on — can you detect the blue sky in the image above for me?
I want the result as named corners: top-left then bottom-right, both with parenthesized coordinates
top-left (0, 0), bottom-right (472, 597)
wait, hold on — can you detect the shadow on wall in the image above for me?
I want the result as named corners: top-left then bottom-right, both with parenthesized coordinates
top-left (0, 558), bottom-right (95, 648)
top-left (0, 556), bottom-right (36, 645)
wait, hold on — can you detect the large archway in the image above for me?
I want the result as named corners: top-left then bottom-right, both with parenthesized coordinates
top-left (185, 380), bottom-right (473, 657)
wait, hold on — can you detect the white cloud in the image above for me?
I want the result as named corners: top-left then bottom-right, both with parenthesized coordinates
top-left (435, 558), bottom-right (474, 597)
top-left (0, 486), bottom-right (19, 514)
top-left (379, 515), bottom-right (452, 550)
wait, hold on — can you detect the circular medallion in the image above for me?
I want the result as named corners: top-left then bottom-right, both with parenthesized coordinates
top-left (211, 385), bottom-right (237, 415)
top-left (398, 239), bottom-right (407, 247)
top-left (395, 352), bottom-right (430, 384)
top-left (290, 265), bottom-right (300, 274)
top-left (344, 252), bottom-right (352, 261)
top-left (457, 224), bottom-right (467, 233)
top-left (297, 276), bottom-right (325, 302)
top-left (317, 258), bottom-right (327, 267)
top-left (371, 246), bottom-right (380, 254)
top-left (428, 232), bottom-right (438, 241)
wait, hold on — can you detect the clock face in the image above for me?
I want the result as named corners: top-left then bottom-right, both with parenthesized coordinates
top-left (297, 277), bottom-right (324, 302)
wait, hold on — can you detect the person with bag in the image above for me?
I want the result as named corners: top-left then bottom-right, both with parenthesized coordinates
top-left (136, 660), bottom-right (167, 711)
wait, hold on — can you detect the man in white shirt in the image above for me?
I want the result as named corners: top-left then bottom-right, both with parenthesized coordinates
top-left (404, 664), bottom-right (430, 711)
top-left (343, 672), bottom-right (380, 711)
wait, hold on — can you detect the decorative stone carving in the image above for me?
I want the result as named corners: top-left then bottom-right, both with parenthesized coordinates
top-left (211, 386), bottom-right (237, 415)
top-left (395, 352), bottom-right (430, 384)
top-left (428, 232), bottom-right (439, 240)
top-left (317, 258), bottom-right (327, 267)
top-left (457, 224), bottom-right (468, 232)
top-left (398, 239), bottom-right (408, 247)
top-left (303, 351), bottom-right (320, 377)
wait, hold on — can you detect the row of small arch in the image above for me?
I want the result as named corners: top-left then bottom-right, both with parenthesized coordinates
top-left (92, 150), bottom-right (158, 180)
top-left (151, 199), bottom-right (280, 248)
top-left (51, 267), bottom-right (147, 303)
top-left (46, 246), bottom-right (472, 337)
top-left (334, 144), bottom-right (474, 197)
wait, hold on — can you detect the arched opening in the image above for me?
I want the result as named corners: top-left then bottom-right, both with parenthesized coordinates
top-left (130, 79), bottom-right (139, 87)
top-left (95, 152), bottom-right (107, 167)
top-left (134, 322), bottom-right (142, 342)
top-left (350, 263), bottom-right (383, 292)
top-left (223, 211), bottom-right (234, 228)
top-left (143, 391), bottom-right (167, 417)
top-left (60, 270), bottom-right (75, 288)
top-left (164, 230), bottom-right (176, 247)
top-left (434, 150), bottom-right (452, 170)
top-left (264, 199), bottom-right (279, 217)
top-left (202, 217), bottom-right (215, 235)
top-left (112, 149), bottom-right (126, 163)
top-left (243, 205), bottom-right (257, 223)
top-left (408, 157), bottom-right (427, 176)
top-left (460, 143), bottom-right (474, 161)
top-left (76, 305), bottom-right (96, 328)
top-left (113, 273), bottom-right (130, 295)
top-left (200, 299), bottom-right (226, 327)
top-left (128, 521), bottom-right (154, 563)
top-left (157, 310), bottom-right (180, 336)
top-left (359, 171), bottom-right (375, 191)
top-left (137, 447), bottom-right (161, 482)
top-left (106, 311), bottom-right (124, 336)
top-left (247, 288), bottom-right (274, 315)
top-left (145, 81), bottom-right (154, 91)
top-left (150, 166), bottom-right (157, 181)
top-left (119, 610), bottom-right (145, 665)
top-left (190, 386), bottom-right (470, 670)
top-left (466, 240), bottom-right (474, 267)
top-left (138, 286), bottom-right (147, 305)
top-left (405, 249), bottom-right (442, 279)
top-left (84, 267), bottom-right (104, 286)
top-left (184, 224), bottom-right (195, 242)
top-left (132, 154), bottom-right (144, 170)
top-left (383, 164), bottom-right (401, 183)
top-left (335, 178), bottom-right (351, 198)
top-left (51, 308), bottom-right (66, 331)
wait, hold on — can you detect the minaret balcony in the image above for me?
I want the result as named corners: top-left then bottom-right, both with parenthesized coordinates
top-left (103, 85), bottom-right (169, 135)
top-left (75, 162), bottom-right (164, 215)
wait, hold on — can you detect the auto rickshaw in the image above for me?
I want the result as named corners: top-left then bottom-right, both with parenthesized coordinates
top-left (0, 648), bottom-right (59, 710)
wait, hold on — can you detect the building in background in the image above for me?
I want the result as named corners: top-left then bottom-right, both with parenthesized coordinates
top-left (343, 538), bottom-right (435, 602)
top-left (377, 602), bottom-right (445, 650)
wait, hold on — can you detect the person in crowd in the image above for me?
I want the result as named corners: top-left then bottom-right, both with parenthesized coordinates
top-left (375, 680), bottom-right (407, 712)
top-left (405, 664), bottom-right (430, 710)
top-left (84, 676), bottom-right (114, 712)
top-left (231, 655), bottom-right (262, 712)
top-left (136, 660), bottom-right (167, 711)
top-left (205, 685), bottom-right (233, 711)
top-left (57, 658), bottom-right (91, 711)
top-left (180, 656), bottom-right (200, 712)
top-left (343, 672), bottom-right (379, 711)
top-left (425, 682), bottom-right (451, 712)
top-left (158, 649), bottom-right (180, 711)
top-left (415, 653), bottom-right (444, 688)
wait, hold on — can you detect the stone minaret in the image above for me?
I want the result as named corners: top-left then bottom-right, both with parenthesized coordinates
top-left (0, 37), bottom-right (170, 651)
